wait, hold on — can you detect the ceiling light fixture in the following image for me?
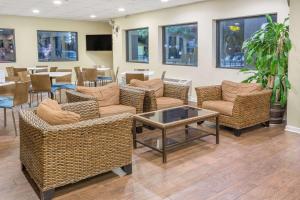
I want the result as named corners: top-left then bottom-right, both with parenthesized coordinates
top-left (118, 8), bottom-right (125, 12)
top-left (53, 0), bottom-right (62, 5)
top-left (161, 0), bottom-right (169, 2)
top-left (32, 9), bottom-right (40, 14)
top-left (90, 15), bottom-right (96, 18)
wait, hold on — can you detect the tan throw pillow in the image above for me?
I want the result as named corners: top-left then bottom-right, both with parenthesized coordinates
top-left (221, 80), bottom-right (239, 102)
top-left (37, 100), bottom-right (80, 125)
top-left (238, 83), bottom-right (262, 94)
top-left (77, 83), bottom-right (120, 107)
top-left (39, 98), bottom-right (61, 110)
top-left (130, 78), bottom-right (164, 98)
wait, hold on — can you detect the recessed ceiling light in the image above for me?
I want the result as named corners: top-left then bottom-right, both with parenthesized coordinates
top-left (32, 9), bottom-right (40, 14)
top-left (161, 0), bottom-right (169, 2)
top-left (90, 15), bottom-right (96, 18)
top-left (53, 0), bottom-right (62, 5)
top-left (118, 8), bottom-right (125, 12)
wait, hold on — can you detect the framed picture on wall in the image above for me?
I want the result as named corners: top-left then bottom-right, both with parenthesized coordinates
top-left (0, 28), bottom-right (16, 63)
top-left (37, 30), bottom-right (78, 62)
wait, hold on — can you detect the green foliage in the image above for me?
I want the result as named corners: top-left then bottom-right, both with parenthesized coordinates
top-left (241, 15), bottom-right (292, 107)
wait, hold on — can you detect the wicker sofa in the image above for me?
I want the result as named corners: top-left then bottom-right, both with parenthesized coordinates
top-left (195, 81), bottom-right (272, 136)
top-left (127, 82), bottom-right (190, 112)
top-left (66, 86), bottom-right (145, 116)
top-left (19, 101), bottom-right (133, 200)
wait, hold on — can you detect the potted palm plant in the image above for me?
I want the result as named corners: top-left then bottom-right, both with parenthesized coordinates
top-left (241, 15), bottom-right (292, 124)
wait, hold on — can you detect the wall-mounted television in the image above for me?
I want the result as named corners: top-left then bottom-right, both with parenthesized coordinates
top-left (86, 35), bottom-right (112, 51)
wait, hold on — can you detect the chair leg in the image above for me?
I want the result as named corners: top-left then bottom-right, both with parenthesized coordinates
top-left (4, 108), bottom-right (7, 127)
top-left (11, 108), bottom-right (17, 136)
top-left (36, 93), bottom-right (39, 106)
top-left (40, 189), bottom-right (55, 200)
top-left (121, 163), bottom-right (132, 175)
top-left (234, 129), bottom-right (241, 137)
top-left (29, 91), bottom-right (32, 107)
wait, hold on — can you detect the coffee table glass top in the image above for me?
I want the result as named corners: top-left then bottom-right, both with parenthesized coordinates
top-left (138, 106), bottom-right (218, 125)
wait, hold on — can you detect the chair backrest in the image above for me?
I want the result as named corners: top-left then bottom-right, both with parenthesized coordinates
top-left (35, 68), bottom-right (48, 73)
top-left (13, 68), bottom-right (27, 76)
top-left (82, 68), bottom-right (97, 81)
top-left (161, 71), bottom-right (166, 80)
top-left (56, 68), bottom-right (72, 83)
top-left (126, 73), bottom-right (145, 84)
top-left (74, 67), bottom-right (84, 86)
top-left (50, 67), bottom-right (58, 72)
top-left (6, 67), bottom-right (15, 77)
top-left (18, 71), bottom-right (31, 82)
top-left (30, 74), bottom-right (51, 92)
top-left (13, 81), bottom-right (30, 106)
top-left (36, 65), bottom-right (48, 68)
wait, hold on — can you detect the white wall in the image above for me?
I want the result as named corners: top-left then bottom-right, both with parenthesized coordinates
top-left (0, 15), bottom-right (113, 72)
top-left (112, 0), bottom-right (289, 100)
top-left (286, 0), bottom-right (300, 133)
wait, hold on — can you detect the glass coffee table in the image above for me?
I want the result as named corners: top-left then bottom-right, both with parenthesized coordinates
top-left (133, 105), bottom-right (220, 163)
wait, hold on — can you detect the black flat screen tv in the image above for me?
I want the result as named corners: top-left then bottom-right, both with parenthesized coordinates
top-left (86, 34), bottom-right (112, 51)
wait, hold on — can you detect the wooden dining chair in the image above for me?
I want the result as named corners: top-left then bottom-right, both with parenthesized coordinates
top-left (53, 69), bottom-right (75, 102)
top-left (18, 71), bottom-right (31, 82)
top-left (74, 66), bottom-right (84, 86)
top-left (126, 73), bottom-right (145, 84)
top-left (13, 68), bottom-right (27, 76)
top-left (0, 81), bottom-right (30, 136)
top-left (5, 67), bottom-right (19, 81)
top-left (82, 68), bottom-right (97, 87)
top-left (134, 68), bottom-right (149, 80)
top-left (50, 67), bottom-right (58, 72)
top-left (30, 74), bottom-right (58, 106)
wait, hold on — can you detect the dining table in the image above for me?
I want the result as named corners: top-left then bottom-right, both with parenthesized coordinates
top-left (27, 67), bottom-right (48, 74)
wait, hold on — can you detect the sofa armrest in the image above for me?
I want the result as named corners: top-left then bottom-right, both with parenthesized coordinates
top-left (20, 110), bottom-right (133, 191)
top-left (120, 87), bottom-right (145, 114)
top-left (232, 90), bottom-right (272, 124)
top-left (61, 101), bottom-right (100, 120)
top-left (195, 85), bottom-right (222, 107)
top-left (164, 83), bottom-right (190, 104)
top-left (66, 90), bottom-right (97, 103)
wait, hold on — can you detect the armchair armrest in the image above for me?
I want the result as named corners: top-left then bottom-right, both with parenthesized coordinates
top-left (66, 90), bottom-right (97, 103)
top-left (195, 85), bottom-right (222, 107)
top-left (61, 101), bottom-right (100, 120)
top-left (120, 87), bottom-right (145, 114)
top-left (164, 83), bottom-right (190, 104)
top-left (232, 90), bottom-right (272, 126)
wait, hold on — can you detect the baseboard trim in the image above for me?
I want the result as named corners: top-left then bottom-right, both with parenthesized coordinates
top-left (285, 125), bottom-right (300, 134)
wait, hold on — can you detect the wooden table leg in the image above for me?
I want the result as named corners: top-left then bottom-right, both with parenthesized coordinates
top-left (216, 116), bottom-right (219, 144)
top-left (133, 119), bottom-right (137, 149)
top-left (162, 128), bottom-right (167, 163)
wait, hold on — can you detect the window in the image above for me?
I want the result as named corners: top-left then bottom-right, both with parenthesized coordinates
top-left (0, 28), bottom-right (16, 63)
top-left (37, 31), bottom-right (78, 62)
top-left (216, 14), bottom-right (277, 69)
top-left (163, 23), bottom-right (198, 66)
top-left (126, 28), bottom-right (149, 63)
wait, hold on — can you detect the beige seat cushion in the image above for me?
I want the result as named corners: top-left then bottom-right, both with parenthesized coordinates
top-left (202, 100), bottom-right (234, 116)
top-left (130, 78), bottom-right (164, 98)
top-left (39, 98), bottom-right (61, 110)
top-left (156, 97), bottom-right (184, 110)
top-left (37, 100), bottom-right (80, 125)
top-left (222, 80), bottom-right (263, 102)
top-left (77, 83), bottom-right (120, 107)
top-left (99, 105), bottom-right (136, 118)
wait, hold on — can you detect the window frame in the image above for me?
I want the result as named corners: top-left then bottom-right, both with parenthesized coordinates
top-left (0, 28), bottom-right (16, 63)
top-left (126, 27), bottom-right (149, 64)
top-left (162, 22), bottom-right (198, 67)
top-left (216, 14), bottom-right (277, 69)
top-left (37, 30), bottom-right (79, 62)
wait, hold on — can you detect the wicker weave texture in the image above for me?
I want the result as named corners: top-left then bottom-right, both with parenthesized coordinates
top-left (19, 101), bottom-right (133, 191)
top-left (195, 86), bottom-right (272, 130)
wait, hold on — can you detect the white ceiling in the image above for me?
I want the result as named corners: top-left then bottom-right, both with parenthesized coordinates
top-left (0, 0), bottom-right (206, 21)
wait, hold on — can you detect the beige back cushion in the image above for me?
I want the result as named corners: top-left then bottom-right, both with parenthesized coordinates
top-left (130, 78), bottom-right (164, 98)
top-left (37, 99), bottom-right (80, 125)
top-left (77, 83), bottom-right (120, 107)
top-left (222, 80), bottom-right (263, 102)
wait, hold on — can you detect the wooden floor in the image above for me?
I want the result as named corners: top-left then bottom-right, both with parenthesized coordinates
top-left (0, 106), bottom-right (300, 200)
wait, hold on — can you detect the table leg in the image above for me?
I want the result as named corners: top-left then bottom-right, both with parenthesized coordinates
top-left (216, 116), bottom-right (219, 144)
top-left (133, 119), bottom-right (137, 149)
top-left (162, 129), bottom-right (167, 163)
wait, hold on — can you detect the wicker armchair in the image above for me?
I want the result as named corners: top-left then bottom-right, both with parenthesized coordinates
top-left (66, 87), bottom-right (145, 115)
top-left (19, 101), bottom-right (133, 200)
top-left (127, 83), bottom-right (190, 112)
top-left (195, 82), bottom-right (272, 137)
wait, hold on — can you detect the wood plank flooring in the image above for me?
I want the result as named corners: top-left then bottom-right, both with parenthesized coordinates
top-left (0, 104), bottom-right (299, 200)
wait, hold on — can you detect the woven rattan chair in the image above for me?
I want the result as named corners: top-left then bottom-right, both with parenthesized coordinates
top-left (18, 71), bottom-right (31, 82)
top-left (82, 68), bottom-right (97, 87)
top-left (13, 67), bottom-right (27, 76)
top-left (30, 74), bottom-right (58, 106)
top-left (125, 73), bottom-right (145, 84)
top-left (0, 81), bottom-right (30, 136)
top-left (19, 100), bottom-right (133, 200)
top-left (127, 82), bottom-right (190, 112)
top-left (195, 81), bottom-right (272, 136)
top-left (6, 67), bottom-right (19, 81)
